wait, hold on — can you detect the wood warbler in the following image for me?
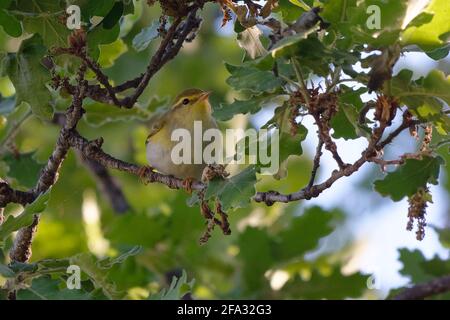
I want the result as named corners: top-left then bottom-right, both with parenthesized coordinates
top-left (145, 88), bottom-right (219, 182)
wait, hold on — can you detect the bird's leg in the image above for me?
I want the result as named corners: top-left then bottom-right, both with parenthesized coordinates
top-left (138, 165), bottom-right (154, 185)
top-left (182, 177), bottom-right (195, 194)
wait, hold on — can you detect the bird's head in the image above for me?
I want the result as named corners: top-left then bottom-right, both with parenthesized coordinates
top-left (171, 88), bottom-right (212, 113)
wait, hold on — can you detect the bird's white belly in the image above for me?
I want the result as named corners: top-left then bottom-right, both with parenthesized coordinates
top-left (146, 141), bottom-right (173, 175)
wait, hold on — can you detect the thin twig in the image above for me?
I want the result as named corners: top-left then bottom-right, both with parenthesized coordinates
top-left (392, 275), bottom-right (450, 300)
top-left (307, 138), bottom-right (323, 189)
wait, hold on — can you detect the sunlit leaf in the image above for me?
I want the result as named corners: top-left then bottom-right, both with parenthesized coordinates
top-left (0, 190), bottom-right (51, 244)
top-left (98, 39), bottom-right (128, 68)
top-left (388, 69), bottom-right (450, 134)
top-left (402, 0), bottom-right (450, 51)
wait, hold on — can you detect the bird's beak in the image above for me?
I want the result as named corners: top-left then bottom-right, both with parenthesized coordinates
top-left (199, 91), bottom-right (212, 101)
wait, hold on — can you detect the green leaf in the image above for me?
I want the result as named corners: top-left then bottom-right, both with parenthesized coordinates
top-left (405, 12), bottom-right (434, 28)
top-left (238, 227), bottom-right (274, 292)
top-left (398, 249), bottom-right (432, 283)
top-left (205, 166), bottom-right (257, 211)
top-left (84, 97), bottom-right (168, 127)
top-left (374, 156), bottom-right (444, 201)
top-left (331, 104), bottom-right (359, 140)
top-left (273, 104), bottom-right (308, 179)
top-left (0, 102), bottom-right (30, 144)
top-left (87, 21), bottom-right (120, 59)
top-left (272, 36), bottom-right (332, 76)
top-left (3, 151), bottom-right (43, 188)
top-left (388, 69), bottom-right (450, 134)
top-left (331, 87), bottom-right (369, 140)
top-left (0, 9), bottom-right (22, 37)
top-left (433, 226), bottom-right (450, 249)
top-left (402, 0), bottom-right (450, 51)
top-left (78, 0), bottom-right (116, 19)
top-left (105, 213), bottom-right (166, 247)
top-left (97, 246), bottom-right (142, 269)
top-left (103, 1), bottom-right (123, 29)
top-left (70, 253), bottom-right (121, 299)
top-left (271, 33), bottom-right (312, 59)
top-left (225, 63), bottom-right (282, 93)
top-left (9, 261), bottom-right (38, 273)
top-left (98, 39), bottom-right (128, 68)
top-left (283, 267), bottom-right (367, 299)
top-left (149, 270), bottom-right (195, 300)
top-left (426, 44), bottom-right (450, 60)
top-left (274, 0), bottom-right (306, 22)
top-left (275, 128), bottom-right (307, 179)
top-left (3, 35), bottom-right (53, 119)
top-left (0, 263), bottom-right (15, 277)
top-left (390, 248), bottom-right (450, 299)
top-left (0, 0), bottom-right (13, 9)
top-left (277, 206), bottom-right (334, 260)
top-left (132, 20), bottom-right (160, 52)
top-left (289, 0), bottom-right (310, 10)
top-left (391, 70), bottom-right (450, 104)
top-left (16, 276), bottom-right (92, 300)
top-left (0, 190), bottom-right (51, 244)
top-left (16, 0), bottom-right (70, 48)
top-left (321, 0), bottom-right (355, 25)
top-left (213, 94), bottom-right (281, 121)
top-left (323, 0), bottom-right (407, 47)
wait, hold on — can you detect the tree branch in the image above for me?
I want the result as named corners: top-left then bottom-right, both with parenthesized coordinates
top-left (307, 138), bottom-right (323, 189)
top-left (392, 275), bottom-right (450, 300)
top-left (52, 113), bottom-right (130, 214)
top-left (54, 7), bottom-right (202, 109)
top-left (81, 156), bottom-right (130, 214)
top-left (66, 130), bottom-right (205, 192)
top-left (0, 179), bottom-right (35, 207)
top-left (8, 65), bottom-right (88, 266)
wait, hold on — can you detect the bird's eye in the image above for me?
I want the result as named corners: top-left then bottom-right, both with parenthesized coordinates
top-left (182, 98), bottom-right (190, 105)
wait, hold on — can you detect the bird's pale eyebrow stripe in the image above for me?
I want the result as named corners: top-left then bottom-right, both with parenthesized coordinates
top-left (172, 95), bottom-right (200, 109)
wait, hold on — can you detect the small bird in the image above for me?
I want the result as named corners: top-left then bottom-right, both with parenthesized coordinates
top-left (144, 88), bottom-right (219, 187)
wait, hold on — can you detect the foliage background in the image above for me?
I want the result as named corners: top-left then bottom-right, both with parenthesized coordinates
top-left (0, 0), bottom-right (449, 299)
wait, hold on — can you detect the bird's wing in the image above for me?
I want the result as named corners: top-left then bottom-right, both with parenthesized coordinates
top-left (145, 109), bottom-right (170, 142)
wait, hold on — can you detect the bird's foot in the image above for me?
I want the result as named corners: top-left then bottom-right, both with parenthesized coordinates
top-left (182, 177), bottom-right (195, 194)
top-left (138, 165), bottom-right (154, 185)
